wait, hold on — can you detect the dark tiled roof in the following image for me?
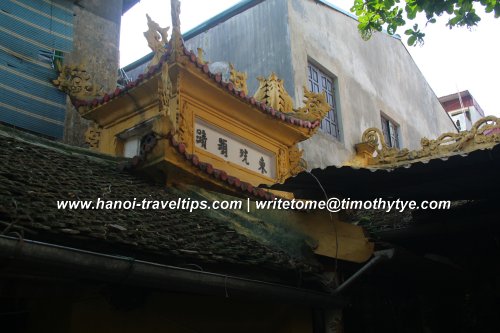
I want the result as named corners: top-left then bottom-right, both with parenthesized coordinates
top-left (0, 127), bottom-right (319, 276)
top-left (268, 144), bottom-right (500, 201)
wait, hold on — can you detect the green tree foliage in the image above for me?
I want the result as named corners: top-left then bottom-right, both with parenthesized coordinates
top-left (350, 0), bottom-right (500, 45)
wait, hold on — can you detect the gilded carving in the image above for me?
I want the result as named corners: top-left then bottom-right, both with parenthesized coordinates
top-left (144, 14), bottom-right (170, 70)
top-left (289, 145), bottom-right (306, 176)
top-left (176, 100), bottom-right (192, 148)
top-left (158, 60), bottom-right (172, 116)
top-left (85, 123), bottom-right (102, 149)
top-left (229, 63), bottom-right (248, 95)
top-left (170, 72), bottom-right (182, 133)
top-left (197, 48), bottom-right (208, 65)
top-left (253, 74), bottom-right (331, 123)
top-left (357, 127), bottom-right (409, 164)
top-left (52, 64), bottom-right (103, 100)
top-left (277, 148), bottom-right (288, 183)
top-left (254, 73), bottom-right (294, 113)
top-left (472, 116), bottom-right (500, 144)
top-left (357, 116), bottom-right (500, 166)
top-left (295, 86), bottom-right (331, 121)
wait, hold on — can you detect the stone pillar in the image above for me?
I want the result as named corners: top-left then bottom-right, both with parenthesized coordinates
top-left (63, 0), bottom-right (123, 146)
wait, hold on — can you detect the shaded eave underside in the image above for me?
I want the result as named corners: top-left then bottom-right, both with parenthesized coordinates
top-left (267, 144), bottom-right (500, 200)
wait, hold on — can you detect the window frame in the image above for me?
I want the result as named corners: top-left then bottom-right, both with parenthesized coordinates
top-left (307, 62), bottom-right (341, 140)
top-left (380, 114), bottom-right (401, 149)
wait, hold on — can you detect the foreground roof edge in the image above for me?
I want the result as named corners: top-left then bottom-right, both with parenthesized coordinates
top-left (0, 235), bottom-right (346, 306)
top-left (0, 127), bottom-right (324, 273)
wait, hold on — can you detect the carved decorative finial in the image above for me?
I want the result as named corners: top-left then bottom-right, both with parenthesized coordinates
top-left (356, 127), bottom-right (408, 164)
top-left (197, 48), bottom-right (208, 65)
top-left (253, 73), bottom-right (331, 124)
top-left (144, 14), bottom-right (170, 70)
top-left (229, 63), bottom-right (248, 95)
top-left (253, 73), bottom-right (294, 113)
top-left (295, 86), bottom-right (331, 121)
top-left (52, 64), bottom-right (104, 100)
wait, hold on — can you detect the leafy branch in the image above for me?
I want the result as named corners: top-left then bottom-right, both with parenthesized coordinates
top-left (351, 0), bottom-right (500, 46)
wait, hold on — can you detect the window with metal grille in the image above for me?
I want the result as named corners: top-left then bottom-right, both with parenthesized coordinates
top-left (381, 115), bottom-right (400, 149)
top-left (307, 63), bottom-right (340, 139)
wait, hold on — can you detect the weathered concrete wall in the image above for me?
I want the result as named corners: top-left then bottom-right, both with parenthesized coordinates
top-left (63, 0), bottom-right (122, 146)
top-left (184, 0), bottom-right (294, 96)
top-left (288, 0), bottom-right (456, 168)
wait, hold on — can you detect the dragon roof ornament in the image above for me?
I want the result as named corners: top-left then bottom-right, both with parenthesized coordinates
top-left (144, 14), bottom-right (170, 70)
top-left (253, 73), bottom-right (330, 123)
top-left (355, 116), bottom-right (500, 166)
top-left (52, 64), bottom-right (103, 100)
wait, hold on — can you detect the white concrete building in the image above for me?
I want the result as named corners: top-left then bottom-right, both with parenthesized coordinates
top-left (439, 90), bottom-right (485, 132)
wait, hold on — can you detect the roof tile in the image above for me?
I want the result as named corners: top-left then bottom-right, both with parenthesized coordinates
top-left (0, 128), bottom-right (319, 275)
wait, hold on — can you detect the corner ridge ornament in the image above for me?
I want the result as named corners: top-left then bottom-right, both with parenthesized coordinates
top-left (52, 64), bottom-right (104, 101)
top-left (295, 86), bottom-right (330, 121)
top-left (355, 127), bottom-right (409, 165)
top-left (144, 14), bottom-right (170, 70)
top-left (356, 116), bottom-right (500, 166)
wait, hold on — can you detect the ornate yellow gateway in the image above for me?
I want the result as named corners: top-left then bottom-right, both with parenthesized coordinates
top-left (53, 4), bottom-right (330, 196)
top-left (52, 1), bottom-right (374, 264)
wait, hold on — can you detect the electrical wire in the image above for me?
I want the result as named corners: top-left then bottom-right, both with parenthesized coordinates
top-left (306, 170), bottom-right (339, 280)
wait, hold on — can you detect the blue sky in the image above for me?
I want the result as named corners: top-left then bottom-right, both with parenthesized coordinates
top-left (120, 0), bottom-right (499, 117)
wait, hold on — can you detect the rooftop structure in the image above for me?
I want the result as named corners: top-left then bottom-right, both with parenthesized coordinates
top-left (439, 90), bottom-right (486, 131)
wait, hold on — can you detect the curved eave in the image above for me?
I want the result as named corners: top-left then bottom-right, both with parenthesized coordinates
top-left (266, 143), bottom-right (500, 201)
top-left (77, 44), bottom-right (321, 141)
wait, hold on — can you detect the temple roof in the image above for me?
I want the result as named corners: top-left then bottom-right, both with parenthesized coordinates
top-left (0, 125), bottom-right (320, 280)
top-left (269, 116), bottom-right (500, 200)
top-left (267, 143), bottom-right (500, 200)
top-left (74, 45), bottom-right (322, 131)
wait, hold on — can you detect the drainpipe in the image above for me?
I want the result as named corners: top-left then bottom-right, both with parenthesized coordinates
top-left (334, 249), bottom-right (395, 294)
